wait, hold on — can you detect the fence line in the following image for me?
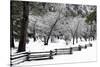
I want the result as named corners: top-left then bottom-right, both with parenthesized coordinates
top-left (10, 52), bottom-right (27, 66)
top-left (26, 50), bottom-right (53, 61)
top-left (10, 43), bottom-right (92, 66)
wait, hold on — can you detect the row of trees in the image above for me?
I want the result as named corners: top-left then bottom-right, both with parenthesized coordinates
top-left (10, 1), bottom-right (97, 52)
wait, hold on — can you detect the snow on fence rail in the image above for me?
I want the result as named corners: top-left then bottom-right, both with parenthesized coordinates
top-left (26, 51), bottom-right (53, 61)
top-left (10, 51), bottom-right (53, 66)
top-left (10, 43), bottom-right (92, 66)
top-left (54, 47), bottom-right (73, 55)
top-left (80, 43), bottom-right (92, 49)
top-left (10, 52), bottom-right (27, 66)
top-left (53, 43), bottom-right (92, 55)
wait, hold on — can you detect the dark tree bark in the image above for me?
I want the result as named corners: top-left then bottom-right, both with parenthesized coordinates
top-left (80, 37), bottom-right (82, 41)
top-left (74, 22), bottom-right (80, 45)
top-left (50, 36), bottom-right (53, 42)
top-left (33, 21), bottom-right (36, 42)
top-left (44, 36), bottom-right (47, 44)
top-left (10, 1), bottom-right (15, 48)
top-left (72, 36), bottom-right (75, 45)
top-left (17, 2), bottom-right (29, 52)
top-left (44, 17), bottom-right (60, 45)
top-left (10, 20), bottom-right (15, 48)
top-left (76, 33), bottom-right (78, 43)
top-left (44, 10), bottom-right (64, 45)
top-left (33, 29), bottom-right (36, 41)
top-left (69, 21), bottom-right (80, 45)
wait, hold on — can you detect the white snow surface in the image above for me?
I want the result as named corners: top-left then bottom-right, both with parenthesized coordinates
top-left (12, 38), bottom-right (97, 67)
top-left (13, 38), bottom-right (94, 52)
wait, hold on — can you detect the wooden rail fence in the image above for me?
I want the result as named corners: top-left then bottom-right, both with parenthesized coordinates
top-left (10, 43), bottom-right (92, 66)
top-left (10, 52), bottom-right (27, 65)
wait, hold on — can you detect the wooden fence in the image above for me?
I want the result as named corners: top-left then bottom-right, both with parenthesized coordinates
top-left (10, 43), bottom-right (92, 66)
top-left (10, 52), bottom-right (27, 65)
top-left (54, 47), bottom-right (73, 55)
top-left (26, 51), bottom-right (53, 61)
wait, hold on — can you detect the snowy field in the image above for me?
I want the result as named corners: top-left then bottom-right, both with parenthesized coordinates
top-left (12, 38), bottom-right (94, 54)
top-left (11, 38), bottom-right (97, 67)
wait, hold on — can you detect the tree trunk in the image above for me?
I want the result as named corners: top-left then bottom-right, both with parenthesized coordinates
top-left (76, 37), bottom-right (78, 43)
top-left (17, 2), bottom-right (29, 52)
top-left (93, 36), bottom-right (95, 40)
top-left (45, 21), bottom-right (58, 45)
top-left (85, 37), bottom-right (87, 41)
top-left (51, 36), bottom-right (55, 43)
top-left (10, 22), bottom-right (15, 48)
top-left (33, 29), bottom-right (36, 41)
top-left (76, 34), bottom-right (78, 43)
top-left (44, 36), bottom-right (48, 45)
top-left (80, 37), bottom-right (82, 41)
top-left (73, 36), bottom-right (75, 45)
top-left (10, 21), bottom-right (15, 48)
top-left (90, 24), bottom-right (93, 41)
top-left (44, 16), bottom-right (60, 45)
top-left (33, 21), bottom-right (36, 42)
top-left (10, 1), bottom-right (15, 48)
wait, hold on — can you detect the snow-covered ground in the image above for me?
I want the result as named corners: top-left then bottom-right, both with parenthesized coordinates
top-left (11, 38), bottom-right (97, 67)
top-left (12, 38), bottom-right (92, 53)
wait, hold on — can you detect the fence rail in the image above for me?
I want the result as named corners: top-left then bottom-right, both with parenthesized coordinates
top-left (26, 50), bottom-right (53, 61)
top-left (54, 47), bottom-right (73, 55)
top-left (10, 43), bottom-right (92, 66)
top-left (10, 52), bottom-right (27, 65)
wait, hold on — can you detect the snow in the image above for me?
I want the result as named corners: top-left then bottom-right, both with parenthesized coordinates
top-left (26, 38), bottom-right (67, 52)
top-left (25, 38), bottom-right (93, 52)
top-left (12, 38), bottom-right (97, 67)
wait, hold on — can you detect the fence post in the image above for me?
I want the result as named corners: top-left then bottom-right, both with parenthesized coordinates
top-left (78, 45), bottom-right (81, 51)
top-left (26, 52), bottom-right (30, 61)
top-left (85, 44), bottom-right (87, 49)
top-left (70, 47), bottom-right (73, 54)
top-left (10, 56), bottom-right (13, 66)
top-left (10, 63), bottom-right (13, 66)
top-left (55, 49), bottom-right (57, 55)
top-left (49, 50), bottom-right (53, 59)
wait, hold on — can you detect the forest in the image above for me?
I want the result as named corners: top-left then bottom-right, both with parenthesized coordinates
top-left (10, 1), bottom-right (97, 53)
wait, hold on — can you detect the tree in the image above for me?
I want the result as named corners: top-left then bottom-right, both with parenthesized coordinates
top-left (11, 1), bottom-right (23, 41)
top-left (17, 1), bottom-right (29, 52)
top-left (42, 4), bottom-right (89, 45)
top-left (10, 1), bottom-right (23, 48)
top-left (28, 16), bottom-right (37, 41)
top-left (27, 2), bottom-right (50, 42)
top-left (12, 1), bottom-right (48, 52)
top-left (86, 10), bottom-right (96, 23)
top-left (32, 20), bottom-right (37, 41)
top-left (10, 1), bottom-right (15, 48)
top-left (44, 14), bottom-right (60, 45)
top-left (28, 3), bottom-right (65, 45)
top-left (85, 8), bottom-right (97, 40)
top-left (42, 4), bottom-right (66, 45)
top-left (68, 17), bottom-right (80, 44)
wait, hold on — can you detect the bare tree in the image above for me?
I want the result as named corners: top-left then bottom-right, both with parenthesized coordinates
top-left (68, 17), bottom-right (80, 45)
top-left (44, 15), bottom-right (60, 45)
top-left (44, 7), bottom-right (65, 45)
